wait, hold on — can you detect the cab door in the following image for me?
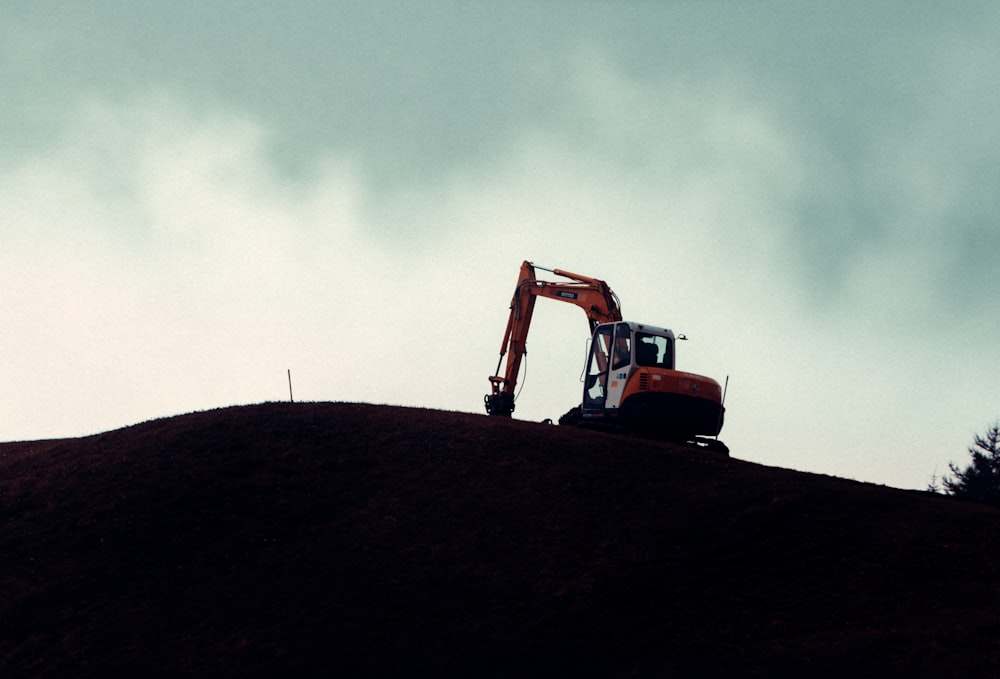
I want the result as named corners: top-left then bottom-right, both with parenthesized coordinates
top-left (604, 323), bottom-right (632, 411)
top-left (582, 324), bottom-right (613, 414)
top-left (582, 323), bottom-right (632, 415)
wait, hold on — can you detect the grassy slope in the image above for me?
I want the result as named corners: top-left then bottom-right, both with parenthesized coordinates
top-left (2, 402), bottom-right (999, 677)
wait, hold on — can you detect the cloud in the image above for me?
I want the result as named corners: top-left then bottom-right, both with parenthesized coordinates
top-left (1, 93), bottom-right (365, 436)
top-left (0, 71), bottom-right (803, 440)
top-left (777, 9), bottom-right (1000, 325)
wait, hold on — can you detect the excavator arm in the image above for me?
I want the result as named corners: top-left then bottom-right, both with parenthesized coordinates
top-left (485, 261), bottom-right (622, 417)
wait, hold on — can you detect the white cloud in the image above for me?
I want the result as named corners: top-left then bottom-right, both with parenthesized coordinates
top-left (2, 74), bottom-right (796, 439)
top-left (1, 93), bottom-right (370, 437)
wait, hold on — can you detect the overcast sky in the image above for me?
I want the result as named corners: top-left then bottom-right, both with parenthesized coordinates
top-left (4, 2), bottom-right (1000, 490)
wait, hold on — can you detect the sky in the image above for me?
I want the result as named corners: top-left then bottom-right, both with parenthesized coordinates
top-left (4, 1), bottom-right (1000, 490)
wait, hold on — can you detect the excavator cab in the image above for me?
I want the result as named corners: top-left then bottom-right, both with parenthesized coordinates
top-left (583, 322), bottom-right (674, 413)
top-left (580, 321), bottom-right (724, 440)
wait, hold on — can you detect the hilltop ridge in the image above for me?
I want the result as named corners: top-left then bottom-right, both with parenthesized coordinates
top-left (2, 402), bottom-right (999, 676)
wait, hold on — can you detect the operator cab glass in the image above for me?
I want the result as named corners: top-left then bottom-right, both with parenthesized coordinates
top-left (611, 322), bottom-right (632, 370)
top-left (585, 324), bottom-right (613, 406)
top-left (635, 331), bottom-right (673, 369)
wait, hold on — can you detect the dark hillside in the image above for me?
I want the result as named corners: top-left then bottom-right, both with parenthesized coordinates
top-left (2, 403), bottom-right (999, 677)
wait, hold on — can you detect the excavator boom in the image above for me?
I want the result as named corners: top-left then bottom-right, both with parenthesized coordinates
top-left (485, 261), bottom-right (621, 417)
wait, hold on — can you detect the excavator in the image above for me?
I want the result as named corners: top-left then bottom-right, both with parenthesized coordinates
top-left (485, 261), bottom-right (728, 453)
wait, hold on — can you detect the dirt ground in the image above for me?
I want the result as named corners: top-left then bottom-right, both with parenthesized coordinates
top-left (3, 402), bottom-right (999, 677)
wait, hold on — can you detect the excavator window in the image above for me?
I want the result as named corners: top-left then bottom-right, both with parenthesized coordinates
top-left (584, 325), bottom-right (613, 405)
top-left (611, 323), bottom-right (632, 371)
top-left (636, 332), bottom-right (673, 369)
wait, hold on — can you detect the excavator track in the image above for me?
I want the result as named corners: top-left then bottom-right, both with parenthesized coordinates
top-left (557, 406), bottom-right (729, 456)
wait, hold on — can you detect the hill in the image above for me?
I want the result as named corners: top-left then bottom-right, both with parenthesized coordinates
top-left (2, 402), bottom-right (999, 677)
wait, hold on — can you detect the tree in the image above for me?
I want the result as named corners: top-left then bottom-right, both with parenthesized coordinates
top-left (940, 423), bottom-right (1000, 505)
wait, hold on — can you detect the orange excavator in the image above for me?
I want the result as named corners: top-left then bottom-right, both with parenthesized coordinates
top-left (485, 261), bottom-right (728, 453)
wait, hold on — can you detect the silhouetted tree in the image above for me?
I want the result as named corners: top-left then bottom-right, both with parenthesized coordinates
top-left (941, 423), bottom-right (1000, 505)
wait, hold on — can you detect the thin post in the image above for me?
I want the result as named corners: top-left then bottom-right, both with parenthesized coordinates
top-left (287, 369), bottom-right (294, 403)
